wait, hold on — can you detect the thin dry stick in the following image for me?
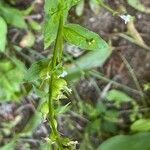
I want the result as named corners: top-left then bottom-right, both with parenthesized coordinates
top-left (89, 70), bottom-right (141, 95)
top-left (119, 54), bottom-right (143, 96)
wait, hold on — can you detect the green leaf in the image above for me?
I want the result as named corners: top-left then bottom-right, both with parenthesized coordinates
top-left (98, 132), bottom-right (150, 150)
top-left (44, 13), bottom-right (59, 49)
top-left (66, 47), bottom-right (111, 80)
top-left (44, 0), bottom-right (58, 14)
top-left (89, 0), bottom-right (100, 14)
top-left (33, 85), bottom-right (47, 98)
top-left (56, 102), bottom-right (71, 114)
top-left (0, 16), bottom-right (7, 52)
top-left (63, 23), bottom-right (108, 51)
top-left (75, 0), bottom-right (84, 16)
top-left (127, 0), bottom-right (150, 13)
top-left (131, 119), bottom-right (150, 132)
top-left (40, 101), bottom-right (49, 114)
top-left (0, 140), bottom-right (15, 150)
top-left (87, 119), bottom-right (101, 134)
top-left (40, 142), bottom-right (52, 150)
top-left (62, 0), bottom-right (81, 20)
top-left (0, 58), bottom-right (26, 101)
top-left (28, 19), bottom-right (41, 31)
top-left (67, 0), bottom-right (81, 7)
top-left (106, 89), bottom-right (133, 102)
top-left (44, 0), bottom-right (60, 49)
top-left (0, 1), bottom-right (27, 28)
top-left (44, 0), bottom-right (81, 49)
top-left (63, 0), bottom-right (81, 12)
top-left (24, 58), bottom-right (50, 82)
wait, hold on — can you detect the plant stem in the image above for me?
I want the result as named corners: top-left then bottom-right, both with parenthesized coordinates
top-left (48, 14), bottom-right (64, 149)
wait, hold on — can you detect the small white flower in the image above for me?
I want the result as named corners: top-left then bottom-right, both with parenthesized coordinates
top-left (119, 14), bottom-right (131, 24)
top-left (59, 71), bottom-right (68, 78)
top-left (68, 140), bottom-right (78, 146)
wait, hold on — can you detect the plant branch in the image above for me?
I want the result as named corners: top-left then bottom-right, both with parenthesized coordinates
top-left (48, 14), bottom-right (64, 149)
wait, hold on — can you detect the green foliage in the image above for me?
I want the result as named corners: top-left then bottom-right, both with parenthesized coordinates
top-left (75, 0), bottom-right (84, 16)
top-left (40, 143), bottom-right (52, 150)
top-left (106, 89), bottom-right (137, 110)
top-left (79, 101), bottom-right (118, 134)
top-left (51, 77), bottom-right (68, 99)
top-left (144, 83), bottom-right (150, 91)
top-left (44, 0), bottom-right (60, 49)
top-left (44, 0), bottom-right (81, 49)
top-left (98, 132), bottom-right (150, 150)
top-left (0, 0), bottom-right (29, 51)
top-left (75, 0), bottom-right (100, 16)
top-left (106, 89), bottom-right (133, 103)
top-left (24, 58), bottom-right (50, 82)
top-left (127, 0), bottom-right (150, 13)
top-left (0, 1), bottom-right (27, 28)
top-left (131, 119), bottom-right (150, 132)
top-left (0, 141), bottom-right (15, 150)
top-left (89, 0), bottom-right (100, 14)
top-left (66, 47), bottom-right (111, 80)
top-left (56, 102), bottom-right (71, 114)
top-left (26, 0), bottom-right (109, 149)
top-left (41, 99), bottom-right (71, 116)
top-left (0, 16), bottom-right (7, 52)
top-left (106, 89), bottom-right (140, 121)
top-left (0, 58), bottom-right (26, 101)
top-left (64, 24), bottom-right (108, 51)
top-left (28, 19), bottom-right (42, 31)
top-left (1, 0), bottom-right (148, 149)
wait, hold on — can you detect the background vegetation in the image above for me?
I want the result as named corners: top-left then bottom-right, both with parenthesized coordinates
top-left (0, 0), bottom-right (150, 149)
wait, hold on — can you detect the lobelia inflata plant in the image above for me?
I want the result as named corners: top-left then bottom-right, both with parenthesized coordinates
top-left (25, 0), bottom-right (110, 149)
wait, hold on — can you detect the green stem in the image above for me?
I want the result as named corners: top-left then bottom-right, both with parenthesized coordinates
top-left (48, 14), bottom-right (64, 149)
top-left (58, 23), bottom-right (63, 63)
